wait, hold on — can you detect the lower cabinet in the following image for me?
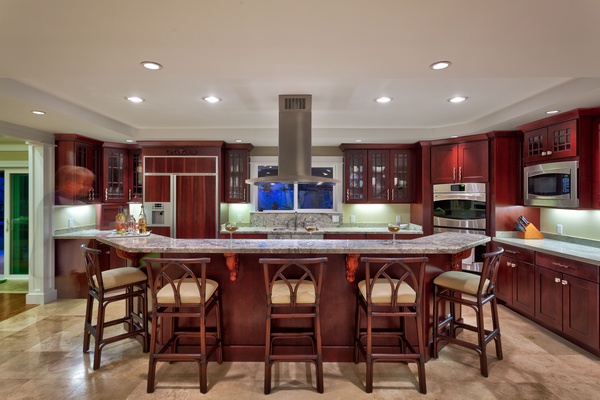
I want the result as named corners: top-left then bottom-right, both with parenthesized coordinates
top-left (535, 254), bottom-right (599, 348)
top-left (493, 243), bottom-right (535, 317)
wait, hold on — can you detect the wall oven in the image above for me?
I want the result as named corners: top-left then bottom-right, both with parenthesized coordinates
top-left (524, 161), bottom-right (578, 208)
top-left (433, 183), bottom-right (486, 234)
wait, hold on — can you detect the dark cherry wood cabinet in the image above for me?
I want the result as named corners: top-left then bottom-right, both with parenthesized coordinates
top-left (593, 116), bottom-right (600, 209)
top-left (431, 140), bottom-right (488, 184)
top-left (224, 143), bottom-right (253, 203)
top-left (101, 144), bottom-right (131, 203)
top-left (535, 253), bottom-right (599, 350)
top-left (522, 120), bottom-right (577, 164)
top-left (340, 144), bottom-right (415, 204)
top-left (55, 134), bottom-right (102, 204)
top-left (492, 242), bottom-right (535, 317)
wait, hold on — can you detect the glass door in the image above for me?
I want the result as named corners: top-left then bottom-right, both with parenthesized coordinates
top-left (1, 169), bottom-right (29, 278)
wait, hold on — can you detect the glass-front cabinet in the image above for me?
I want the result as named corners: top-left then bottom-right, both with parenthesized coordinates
top-left (341, 145), bottom-right (415, 204)
top-left (225, 143), bottom-right (253, 203)
top-left (102, 144), bottom-right (130, 203)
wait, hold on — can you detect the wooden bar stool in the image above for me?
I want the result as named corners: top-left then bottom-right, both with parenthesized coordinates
top-left (144, 257), bottom-right (223, 394)
top-left (354, 256), bottom-right (428, 394)
top-left (432, 247), bottom-right (504, 377)
top-left (80, 245), bottom-right (149, 370)
top-left (260, 257), bottom-right (327, 394)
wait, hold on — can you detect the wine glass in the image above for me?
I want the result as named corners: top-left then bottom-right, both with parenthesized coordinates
top-left (225, 222), bottom-right (239, 240)
top-left (304, 218), bottom-right (318, 239)
top-left (387, 223), bottom-right (400, 244)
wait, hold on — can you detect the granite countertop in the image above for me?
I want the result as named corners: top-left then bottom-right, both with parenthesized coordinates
top-left (219, 223), bottom-right (423, 236)
top-left (493, 234), bottom-right (600, 265)
top-left (95, 231), bottom-right (488, 255)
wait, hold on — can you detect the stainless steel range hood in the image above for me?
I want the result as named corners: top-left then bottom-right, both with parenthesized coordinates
top-left (246, 94), bottom-right (340, 185)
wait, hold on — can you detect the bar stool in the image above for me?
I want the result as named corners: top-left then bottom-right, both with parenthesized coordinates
top-left (432, 247), bottom-right (504, 377)
top-left (260, 257), bottom-right (327, 394)
top-left (80, 245), bottom-right (149, 370)
top-left (144, 257), bottom-right (223, 394)
top-left (354, 256), bottom-right (428, 394)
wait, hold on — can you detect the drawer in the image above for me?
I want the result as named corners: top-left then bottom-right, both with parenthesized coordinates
top-left (494, 243), bottom-right (535, 264)
top-left (536, 252), bottom-right (599, 283)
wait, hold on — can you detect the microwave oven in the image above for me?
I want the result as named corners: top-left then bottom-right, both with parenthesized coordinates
top-left (524, 161), bottom-right (578, 208)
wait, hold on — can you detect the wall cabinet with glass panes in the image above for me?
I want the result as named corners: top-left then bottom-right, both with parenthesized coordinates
top-left (340, 144), bottom-right (415, 204)
top-left (249, 156), bottom-right (342, 211)
top-left (225, 143), bottom-right (253, 203)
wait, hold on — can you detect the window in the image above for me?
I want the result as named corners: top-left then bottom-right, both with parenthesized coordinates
top-left (250, 157), bottom-right (342, 212)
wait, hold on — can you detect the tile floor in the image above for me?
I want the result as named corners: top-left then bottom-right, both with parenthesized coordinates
top-left (0, 299), bottom-right (598, 400)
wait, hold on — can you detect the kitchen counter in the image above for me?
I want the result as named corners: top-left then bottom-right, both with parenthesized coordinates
top-left (219, 223), bottom-right (423, 236)
top-left (493, 235), bottom-right (600, 265)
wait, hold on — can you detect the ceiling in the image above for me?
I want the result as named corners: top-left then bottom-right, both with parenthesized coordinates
top-left (2, 0), bottom-right (600, 147)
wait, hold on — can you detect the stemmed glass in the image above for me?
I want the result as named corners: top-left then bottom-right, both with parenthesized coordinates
top-left (387, 223), bottom-right (400, 245)
top-left (225, 222), bottom-right (239, 240)
top-left (304, 218), bottom-right (318, 239)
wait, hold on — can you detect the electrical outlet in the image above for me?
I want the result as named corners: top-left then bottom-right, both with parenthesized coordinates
top-left (68, 217), bottom-right (75, 228)
top-left (557, 224), bottom-right (563, 235)
top-left (332, 215), bottom-right (340, 223)
top-left (396, 215), bottom-right (401, 223)
top-left (350, 215), bottom-right (356, 223)
top-left (237, 214), bottom-right (242, 222)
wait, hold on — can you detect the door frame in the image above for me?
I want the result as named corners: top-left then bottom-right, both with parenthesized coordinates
top-left (0, 164), bottom-right (28, 280)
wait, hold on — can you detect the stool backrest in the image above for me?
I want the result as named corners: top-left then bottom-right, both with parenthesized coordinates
top-left (478, 247), bottom-right (504, 296)
top-left (144, 257), bottom-right (212, 308)
top-left (360, 257), bottom-right (428, 307)
top-left (260, 257), bottom-right (327, 307)
top-left (81, 245), bottom-right (103, 291)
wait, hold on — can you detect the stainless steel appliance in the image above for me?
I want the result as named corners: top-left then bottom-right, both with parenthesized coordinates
top-left (524, 160), bottom-right (578, 208)
top-left (433, 183), bottom-right (486, 234)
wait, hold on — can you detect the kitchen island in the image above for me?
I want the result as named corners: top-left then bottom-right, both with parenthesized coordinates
top-left (96, 231), bottom-right (490, 361)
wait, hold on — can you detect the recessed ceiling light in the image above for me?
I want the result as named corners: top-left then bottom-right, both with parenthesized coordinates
top-left (430, 61), bottom-right (452, 70)
top-left (31, 110), bottom-right (46, 115)
top-left (375, 96), bottom-right (392, 103)
top-left (235, 139), bottom-right (243, 143)
top-left (203, 96), bottom-right (221, 103)
top-left (354, 139), bottom-right (363, 143)
top-left (546, 110), bottom-right (560, 115)
top-left (448, 96), bottom-right (467, 103)
top-left (125, 139), bottom-right (135, 143)
top-left (141, 61), bottom-right (162, 70)
top-left (450, 135), bottom-right (459, 138)
top-left (126, 96), bottom-right (144, 103)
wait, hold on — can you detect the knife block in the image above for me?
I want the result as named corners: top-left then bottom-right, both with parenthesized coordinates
top-left (518, 223), bottom-right (544, 239)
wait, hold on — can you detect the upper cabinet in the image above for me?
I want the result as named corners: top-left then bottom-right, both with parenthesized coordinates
top-left (55, 134), bottom-right (102, 204)
top-left (523, 120), bottom-right (577, 164)
top-left (340, 144), bottom-right (415, 204)
top-left (224, 143), bottom-right (253, 203)
top-left (101, 144), bottom-right (129, 203)
top-left (431, 140), bottom-right (488, 184)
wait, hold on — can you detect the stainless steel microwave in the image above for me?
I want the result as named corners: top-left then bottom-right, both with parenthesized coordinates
top-left (524, 161), bottom-right (578, 208)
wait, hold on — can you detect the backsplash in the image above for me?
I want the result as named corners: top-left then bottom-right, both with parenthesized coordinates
top-left (250, 212), bottom-right (342, 229)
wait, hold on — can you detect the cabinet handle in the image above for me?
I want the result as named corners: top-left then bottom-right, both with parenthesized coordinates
top-left (387, 189), bottom-right (390, 201)
top-left (391, 188), bottom-right (394, 201)
top-left (505, 249), bottom-right (518, 255)
top-left (452, 167), bottom-right (456, 181)
top-left (346, 189), bottom-right (349, 201)
top-left (128, 189), bottom-right (132, 201)
top-left (89, 188), bottom-right (94, 201)
top-left (552, 261), bottom-right (570, 269)
top-left (547, 150), bottom-right (553, 155)
top-left (541, 151), bottom-right (547, 156)
top-left (105, 188), bottom-right (108, 201)
top-left (243, 188), bottom-right (246, 201)
top-left (510, 262), bottom-right (516, 268)
top-left (554, 277), bottom-right (561, 283)
top-left (459, 166), bottom-right (462, 181)
top-left (561, 279), bottom-right (568, 286)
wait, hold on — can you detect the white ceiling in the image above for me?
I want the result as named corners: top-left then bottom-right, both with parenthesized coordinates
top-left (2, 0), bottom-right (600, 147)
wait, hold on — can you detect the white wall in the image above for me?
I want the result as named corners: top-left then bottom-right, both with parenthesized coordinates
top-left (540, 209), bottom-right (600, 241)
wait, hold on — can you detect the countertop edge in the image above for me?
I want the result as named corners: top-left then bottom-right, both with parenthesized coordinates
top-left (493, 237), bottom-right (600, 265)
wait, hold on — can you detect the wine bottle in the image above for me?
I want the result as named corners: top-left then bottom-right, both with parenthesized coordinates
top-left (115, 206), bottom-right (126, 234)
top-left (138, 205), bottom-right (147, 234)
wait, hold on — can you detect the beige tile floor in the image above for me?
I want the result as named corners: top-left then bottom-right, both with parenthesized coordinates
top-left (0, 299), bottom-right (598, 400)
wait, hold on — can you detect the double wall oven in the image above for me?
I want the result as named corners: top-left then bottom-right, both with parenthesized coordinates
top-left (433, 183), bottom-right (487, 269)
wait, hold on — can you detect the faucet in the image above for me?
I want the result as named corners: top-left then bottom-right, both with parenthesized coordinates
top-left (294, 211), bottom-right (298, 231)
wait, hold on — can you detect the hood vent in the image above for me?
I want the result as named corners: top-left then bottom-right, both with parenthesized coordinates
top-left (246, 94), bottom-right (340, 185)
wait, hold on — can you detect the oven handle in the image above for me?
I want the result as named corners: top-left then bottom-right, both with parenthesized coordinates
top-left (434, 193), bottom-right (486, 201)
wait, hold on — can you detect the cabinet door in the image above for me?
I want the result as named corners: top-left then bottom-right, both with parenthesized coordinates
top-left (344, 150), bottom-right (367, 203)
top-left (535, 266), bottom-right (562, 329)
top-left (562, 274), bottom-right (599, 346)
top-left (367, 150), bottom-right (389, 202)
top-left (431, 144), bottom-right (457, 184)
top-left (458, 141), bottom-right (488, 182)
top-left (102, 147), bottom-right (129, 203)
top-left (144, 175), bottom-right (171, 202)
top-left (131, 150), bottom-right (143, 201)
top-left (175, 175), bottom-right (217, 239)
top-left (495, 258), bottom-right (514, 304)
top-left (513, 260), bottom-right (535, 317)
top-left (75, 142), bottom-right (101, 203)
top-left (548, 120), bottom-right (577, 160)
top-left (390, 149), bottom-right (413, 203)
top-left (225, 149), bottom-right (249, 203)
top-left (523, 127), bottom-right (548, 164)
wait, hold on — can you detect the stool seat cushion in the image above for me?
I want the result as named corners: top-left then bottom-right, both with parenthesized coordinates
top-left (358, 279), bottom-right (416, 304)
top-left (434, 271), bottom-right (489, 295)
top-left (271, 279), bottom-right (315, 304)
top-left (156, 278), bottom-right (219, 304)
top-left (97, 267), bottom-right (147, 290)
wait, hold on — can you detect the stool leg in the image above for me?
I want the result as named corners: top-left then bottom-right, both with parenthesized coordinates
top-left (415, 311), bottom-right (427, 394)
top-left (353, 294), bottom-right (361, 364)
top-left (476, 302), bottom-right (488, 377)
top-left (216, 296), bottom-right (223, 364)
top-left (264, 312), bottom-right (272, 395)
top-left (491, 297), bottom-right (503, 360)
top-left (365, 304), bottom-right (373, 393)
top-left (432, 286), bottom-right (440, 359)
top-left (83, 293), bottom-right (94, 353)
top-left (147, 313), bottom-right (158, 393)
top-left (315, 307), bottom-right (324, 393)
top-left (200, 313), bottom-right (208, 394)
top-left (93, 300), bottom-right (106, 370)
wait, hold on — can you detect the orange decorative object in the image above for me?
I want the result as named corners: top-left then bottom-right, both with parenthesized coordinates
top-left (345, 253), bottom-right (360, 282)
top-left (224, 253), bottom-right (239, 281)
top-left (518, 223), bottom-right (544, 239)
top-left (450, 249), bottom-right (472, 271)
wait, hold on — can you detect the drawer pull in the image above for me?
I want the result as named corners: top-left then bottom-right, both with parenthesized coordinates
top-left (554, 277), bottom-right (561, 283)
top-left (505, 249), bottom-right (519, 255)
top-left (561, 279), bottom-right (568, 286)
top-left (552, 261), bottom-right (570, 269)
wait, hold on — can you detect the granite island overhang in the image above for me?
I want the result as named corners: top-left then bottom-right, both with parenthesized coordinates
top-left (95, 232), bottom-right (491, 362)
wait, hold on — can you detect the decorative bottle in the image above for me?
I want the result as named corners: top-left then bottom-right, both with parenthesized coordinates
top-left (138, 205), bottom-right (147, 234)
top-left (115, 206), bottom-right (126, 234)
